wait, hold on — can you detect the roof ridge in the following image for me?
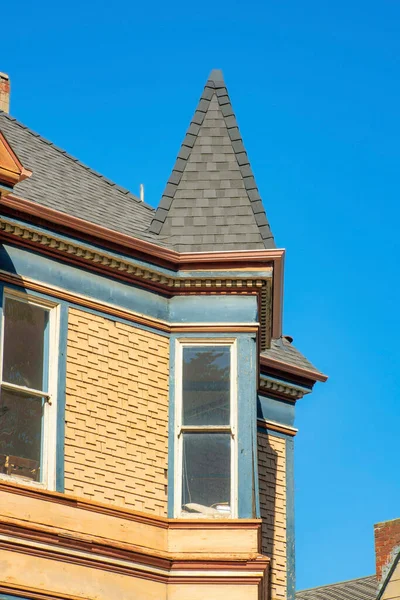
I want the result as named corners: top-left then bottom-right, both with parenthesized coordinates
top-left (0, 109), bottom-right (155, 213)
top-left (148, 70), bottom-right (275, 247)
top-left (297, 575), bottom-right (376, 593)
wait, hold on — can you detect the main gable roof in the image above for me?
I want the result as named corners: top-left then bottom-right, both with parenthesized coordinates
top-left (149, 69), bottom-right (275, 251)
top-left (0, 110), bottom-right (158, 244)
top-left (296, 576), bottom-right (377, 600)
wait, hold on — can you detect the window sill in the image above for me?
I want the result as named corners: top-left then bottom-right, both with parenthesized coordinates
top-left (0, 473), bottom-right (50, 490)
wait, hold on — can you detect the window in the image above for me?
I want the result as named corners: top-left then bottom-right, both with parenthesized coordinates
top-left (175, 340), bottom-right (237, 518)
top-left (0, 291), bottom-right (59, 487)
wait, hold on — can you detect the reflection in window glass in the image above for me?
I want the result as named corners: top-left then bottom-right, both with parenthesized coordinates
top-left (182, 432), bottom-right (230, 513)
top-left (3, 298), bottom-right (48, 391)
top-left (182, 346), bottom-right (230, 426)
top-left (0, 388), bottom-right (43, 482)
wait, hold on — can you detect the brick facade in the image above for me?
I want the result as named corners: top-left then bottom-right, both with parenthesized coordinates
top-left (64, 308), bottom-right (169, 516)
top-left (258, 431), bottom-right (287, 600)
top-left (375, 518), bottom-right (400, 584)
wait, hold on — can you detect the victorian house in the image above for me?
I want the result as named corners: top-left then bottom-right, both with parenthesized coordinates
top-left (0, 69), bottom-right (326, 600)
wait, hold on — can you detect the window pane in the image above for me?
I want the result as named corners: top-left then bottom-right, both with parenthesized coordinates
top-left (182, 346), bottom-right (230, 426)
top-left (3, 298), bottom-right (49, 391)
top-left (182, 432), bottom-right (231, 514)
top-left (0, 388), bottom-right (43, 482)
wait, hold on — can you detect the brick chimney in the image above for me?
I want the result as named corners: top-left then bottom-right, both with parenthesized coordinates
top-left (374, 518), bottom-right (400, 586)
top-left (0, 73), bottom-right (10, 113)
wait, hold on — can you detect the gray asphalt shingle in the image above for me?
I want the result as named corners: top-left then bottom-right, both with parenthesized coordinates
top-left (296, 576), bottom-right (377, 600)
top-left (0, 110), bottom-right (159, 244)
top-left (149, 69), bottom-right (275, 251)
top-left (262, 336), bottom-right (324, 377)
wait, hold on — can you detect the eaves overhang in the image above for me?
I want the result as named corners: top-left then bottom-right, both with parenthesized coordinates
top-left (260, 354), bottom-right (328, 385)
top-left (0, 202), bottom-right (285, 349)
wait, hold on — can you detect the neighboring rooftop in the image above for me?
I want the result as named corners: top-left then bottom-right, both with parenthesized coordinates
top-left (296, 575), bottom-right (377, 600)
top-left (149, 69), bottom-right (275, 251)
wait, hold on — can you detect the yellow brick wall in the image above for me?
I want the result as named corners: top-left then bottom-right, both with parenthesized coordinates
top-left (382, 560), bottom-right (400, 600)
top-left (64, 308), bottom-right (169, 516)
top-left (258, 432), bottom-right (287, 600)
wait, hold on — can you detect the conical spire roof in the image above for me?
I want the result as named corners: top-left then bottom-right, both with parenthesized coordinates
top-left (149, 70), bottom-right (275, 251)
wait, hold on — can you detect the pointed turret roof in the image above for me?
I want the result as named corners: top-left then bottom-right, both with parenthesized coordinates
top-left (149, 70), bottom-right (275, 251)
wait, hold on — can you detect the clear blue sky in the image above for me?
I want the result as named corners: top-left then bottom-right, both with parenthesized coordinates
top-left (3, 0), bottom-right (400, 590)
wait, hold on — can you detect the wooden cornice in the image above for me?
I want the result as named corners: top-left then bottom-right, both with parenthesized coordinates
top-left (0, 214), bottom-right (275, 348)
top-left (0, 480), bottom-right (261, 532)
top-left (0, 481), bottom-right (268, 589)
top-left (2, 193), bottom-right (285, 271)
top-left (0, 133), bottom-right (32, 189)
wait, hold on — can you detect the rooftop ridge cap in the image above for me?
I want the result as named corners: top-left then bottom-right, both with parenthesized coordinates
top-left (0, 109), bottom-right (155, 213)
top-left (297, 575), bottom-right (377, 593)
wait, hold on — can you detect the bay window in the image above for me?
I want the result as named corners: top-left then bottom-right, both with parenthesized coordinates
top-left (175, 340), bottom-right (237, 517)
top-left (0, 291), bottom-right (58, 487)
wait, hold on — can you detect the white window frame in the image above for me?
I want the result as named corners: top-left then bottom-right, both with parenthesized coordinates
top-left (174, 338), bottom-right (238, 519)
top-left (0, 288), bottom-right (59, 489)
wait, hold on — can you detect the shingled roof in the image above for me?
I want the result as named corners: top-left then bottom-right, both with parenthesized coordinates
top-left (296, 576), bottom-right (377, 600)
top-left (262, 337), bottom-right (326, 379)
top-left (0, 110), bottom-right (158, 243)
top-left (149, 69), bottom-right (275, 251)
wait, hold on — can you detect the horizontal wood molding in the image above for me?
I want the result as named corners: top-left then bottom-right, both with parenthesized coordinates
top-left (2, 193), bottom-right (284, 270)
top-left (257, 419), bottom-right (298, 437)
top-left (260, 354), bottom-right (328, 384)
top-left (0, 270), bottom-right (259, 338)
top-left (0, 582), bottom-right (86, 600)
top-left (0, 480), bottom-right (262, 536)
top-left (0, 519), bottom-right (268, 588)
top-left (0, 215), bottom-right (274, 346)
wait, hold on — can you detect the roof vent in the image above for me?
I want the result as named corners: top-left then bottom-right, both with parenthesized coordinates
top-left (0, 73), bottom-right (10, 114)
top-left (283, 335), bottom-right (293, 344)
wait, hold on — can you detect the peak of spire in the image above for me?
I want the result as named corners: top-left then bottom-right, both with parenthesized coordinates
top-left (149, 70), bottom-right (275, 252)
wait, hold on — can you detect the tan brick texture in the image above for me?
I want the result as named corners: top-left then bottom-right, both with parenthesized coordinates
top-left (64, 308), bottom-right (169, 516)
top-left (258, 432), bottom-right (287, 600)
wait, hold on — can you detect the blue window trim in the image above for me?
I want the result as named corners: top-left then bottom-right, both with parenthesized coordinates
top-left (0, 281), bottom-right (67, 493)
top-left (168, 332), bottom-right (258, 519)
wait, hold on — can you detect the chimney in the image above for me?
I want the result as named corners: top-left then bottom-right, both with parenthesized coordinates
top-left (0, 73), bottom-right (10, 113)
top-left (374, 518), bottom-right (400, 587)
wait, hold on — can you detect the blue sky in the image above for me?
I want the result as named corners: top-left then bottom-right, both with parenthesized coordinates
top-left (3, 0), bottom-right (400, 590)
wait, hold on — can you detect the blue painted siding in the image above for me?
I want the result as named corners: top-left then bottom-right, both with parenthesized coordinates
top-left (1, 244), bottom-right (259, 329)
top-left (258, 394), bottom-right (296, 427)
top-left (237, 335), bottom-right (257, 518)
top-left (169, 294), bottom-right (258, 324)
top-left (0, 244), bottom-right (170, 323)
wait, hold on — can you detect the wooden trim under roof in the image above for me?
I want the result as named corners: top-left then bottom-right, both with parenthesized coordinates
top-left (0, 197), bottom-right (285, 344)
top-left (0, 132), bottom-right (32, 189)
top-left (260, 354), bottom-right (328, 384)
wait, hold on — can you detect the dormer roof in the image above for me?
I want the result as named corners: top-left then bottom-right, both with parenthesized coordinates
top-left (149, 69), bottom-right (275, 251)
